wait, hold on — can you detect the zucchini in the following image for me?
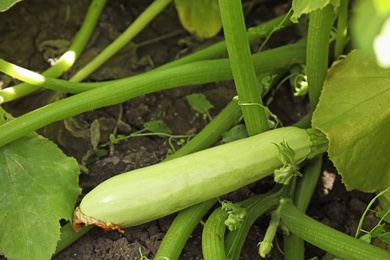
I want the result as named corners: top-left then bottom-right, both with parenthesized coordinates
top-left (73, 127), bottom-right (327, 230)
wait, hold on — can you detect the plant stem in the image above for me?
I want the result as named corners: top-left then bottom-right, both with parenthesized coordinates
top-left (202, 207), bottom-right (229, 260)
top-left (0, 0), bottom-right (107, 103)
top-left (334, 0), bottom-right (349, 58)
top-left (258, 207), bottom-right (281, 257)
top-left (218, 0), bottom-right (269, 136)
top-left (70, 0), bottom-right (172, 82)
top-left (283, 155), bottom-right (323, 260)
top-left (154, 199), bottom-right (217, 260)
top-left (224, 187), bottom-right (283, 260)
top-left (155, 13), bottom-right (293, 71)
top-left (0, 41), bottom-right (305, 94)
top-left (0, 42), bottom-right (305, 147)
top-left (306, 4), bottom-right (333, 109)
top-left (165, 100), bottom-right (241, 160)
top-left (280, 199), bottom-right (390, 260)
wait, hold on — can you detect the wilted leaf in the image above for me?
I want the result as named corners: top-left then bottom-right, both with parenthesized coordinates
top-left (175, 0), bottom-right (221, 39)
top-left (312, 50), bottom-right (390, 199)
top-left (0, 110), bottom-right (81, 259)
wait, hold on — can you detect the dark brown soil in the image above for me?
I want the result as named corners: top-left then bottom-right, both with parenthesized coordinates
top-left (0, 1), bottom-right (377, 259)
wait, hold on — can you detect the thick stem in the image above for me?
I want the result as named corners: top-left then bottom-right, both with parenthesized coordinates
top-left (0, 42), bottom-right (305, 147)
top-left (202, 207), bottom-right (229, 260)
top-left (154, 199), bottom-right (217, 260)
top-left (283, 156), bottom-right (323, 260)
top-left (280, 199), bottom-right (390, 260)
top-left (306, 4), bottom-right (334, 109)
top-left (218, 0), bottom-right (269, 136)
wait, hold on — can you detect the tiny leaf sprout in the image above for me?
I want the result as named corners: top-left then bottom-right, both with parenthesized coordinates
top-left (186, 93), bottom-right (214, 121)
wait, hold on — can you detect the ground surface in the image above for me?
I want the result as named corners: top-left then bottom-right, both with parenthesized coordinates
top-left (0, 0), bottom-right (377, 259)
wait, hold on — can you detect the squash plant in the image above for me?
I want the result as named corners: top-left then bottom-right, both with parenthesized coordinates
top-left (0, 0), bottom-right (389, 259)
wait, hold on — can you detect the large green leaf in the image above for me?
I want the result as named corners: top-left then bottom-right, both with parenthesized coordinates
top-left (0, 109), bottom-right (81, 259)
top-left (0, 0), bottom-right (23, 12)
top-left (175, 0), bottom-right (221, 39)
top-left (291, 0), bottom-right (339, 23)
top-left (312, 50), bottom-right (390, 199)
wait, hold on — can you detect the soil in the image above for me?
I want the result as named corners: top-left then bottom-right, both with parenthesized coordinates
top-left (0, 1), bottom-right (378, 260)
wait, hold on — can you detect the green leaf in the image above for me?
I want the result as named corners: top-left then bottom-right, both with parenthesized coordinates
top-left (376, 209), bottom-right (390, 224)
top-left (174, 0), bottom-right (222, 39)
top-left (0, 108), bottom-right (81, 259)
top-left (143, 120), bottom-right (172, 134)
top-left (351, 0), bottom-right (390, 68)
top-left (374, 0), bottom-right (390, 14)
top-left (312, 50), bottom-right (390, 199)
top-left (222, 124), bottom-right (248, 143)
top-left (186, 93), bottom-right (214, 114)
top-left (378, 232), bottom-right (390, 244)
top-left (0, 0), bottom-right (22, 12)
top-left (290, 0), bottom-right (339, 23)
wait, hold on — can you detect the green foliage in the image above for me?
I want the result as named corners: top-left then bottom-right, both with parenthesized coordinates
top-left (312, 50), bottom-right (390, 199)
top-left (0, 111), bottom-right (80, 260)
top-left (222, 124), bottom-right (248, 143)
top-left (143, 119), bottom-right (172, 134)
top-left (290, 0), bottom-right (339, 23)
top-left (374, 0), bottom-right (390, 13)
top-left (174, 0), bottom-right (221, 39)
top-left (220, 200), bottom-right (247, 231)
top-left (355, 188), bottom-right (390, 247)
top-left (1, 0), bottom-right (389, 258)
top-left (351, 0), bottom-right (390, 68)
top-left (186, 93), bottom-right (214, 120)
top-left (186, 93), bottom-right (213, 112)
top-left (273, 141), bottom-right (302, 185)
top-left (0, 0), bottom-right (22, 12)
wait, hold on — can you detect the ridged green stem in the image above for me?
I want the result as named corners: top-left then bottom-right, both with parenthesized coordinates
top-left (202, 207), bottom-right (229, 260)
top-left (283, 156), bottom-right (323, 260)
top-left (165, 100), bottom-right (241, 160)
top-left (0, 42), bottom-right (305, 148)
top-left (280, 199), bottom-right (390, 260)
top-left (218, 0), bottom-right (269, 136)
top-left (306, 4), bottom-right (334, 109)
top-left (224, 188), bottom-right (283, 260)
top-left (0, 0), bottom-right (107, 103)
top-left (154, 199), bottom-right (217, 260)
